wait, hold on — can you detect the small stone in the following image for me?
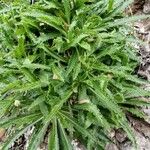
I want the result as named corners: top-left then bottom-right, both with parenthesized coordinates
top-left (52, 73), bottom-right (59, 80)
top-left (115, 129), bottom-right (127, 143)
top-left (78, 99), bottom-right (90, 104)
top-left (105, 143), bottom-right (119, 150)
top-left (0, 128), bottom-right (5, 141)
top-left (143, 0), bottom-right (150, 14)
top-left (39, 23), bottom-right (45, 26)
top-left (14, 100), bottom-right (21, 107)
top-left (109, 130), bottom-right (115, 138)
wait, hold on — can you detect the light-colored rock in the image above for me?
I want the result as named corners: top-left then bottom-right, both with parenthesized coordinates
top-left (143, 0), bottom-right (150, 14)
top-left (120, 131), bottom-right (150, 150)
top-left (115, 130), bottom-right (127, 143)
top-left (105, 143), bottom-right (119, 150)
top-left (0, 128), bottom-right (5, 141)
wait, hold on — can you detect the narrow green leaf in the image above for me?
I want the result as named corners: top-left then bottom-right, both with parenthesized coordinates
top-left (52, 64), bottom-right (65, 82)
top-left (22, 63), bottom-right (51, 70)
top-left (121, 99), bottom-right (150, 107)
top-left (23, 11), bottom-right (66, 35)
top-left (20, 68), bottom-right (37, 82)
top-left (59, 111), bottom-right (105, 147)
top-left (72, 62), bottom-right (81, 80)
top-left (70, 34), bottom-right (88, 47)
top-left (44, 89), bottom-right (73, 124)
top-left (57, 119), bottom-right (72, 150)
top-left (66, 51), bottom-right (78, 77)
top-left (0, 99), bottom-right (13, 118)
top-left (79, 41), bottom-right (91, 51)
top-left (13, 81), bottom-right (47, 92)
top-left (119, 119), bottom-right (136, 148)
top-left (109, 0), bottom-right (134, 16)
top-left (29, 95), bottom-right (45, 110)
top-left (28, 122), bottom-right (49, 150)
top-left (75, 103), bottom-right (110, 130)
top-left (107, 15), bottom-right (150, 27)
top-left (14, 35), bottom-right (25, 58)
top-left (0, 81), bottom-right (21, 94)
top-left (63, 0), bottom-right (71, 23)
top-left (126, 108), bottom-right (147, 119)
top-left (125, 88), bottom-right (150, 98)
top-left (88, 84), bottom-right (122, 114)
top-left (39, 102), bottom-right (49, 116)
top-left (108, 0), bottom-right (114, 12)
top-left (0, 113), bottom-right (42, 128)
top-left (48, 119), bottom-right (59, 150)
top-left (39, 45), bottom-right (67, 63)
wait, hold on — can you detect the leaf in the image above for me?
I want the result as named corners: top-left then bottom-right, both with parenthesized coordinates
top-left (28, 122), bottom-right (49, 150)
top-left (59, 111), bottom-right (105, 148)
top-left (126, 108), bottom-right (147, 119)
top-left (0, 99), bottom-right (13, 118)
top-left (20, 68), bottom-right (37, 82)
top-left (109, 0), bottom-right (134, 16)
top-left (38, 1), bottom-right (58, 10)
top-left (39, 102), bottom-right (49, 116)
top-left (22, 62), bottom-right (51, 70)
top-left (125, 75), bottom-right (148, 84)
top-left (119, 118), bottom-right (136, 148)
top-left (72, 62), bottom-right (81, 80)
top-left (125, 88), bottom-right (150, 98)
top-left (48, 119), bottom-right (59, 150)
top-left (0, 80), bottom-right (21, 94)
top-left (108, 0), bottom-right (114, 12)
top-left (0, 6), bottom-right (20, 14)
top-left (57, 119), bottom-right (72, 150)
top-left (39, 45), bottom-right (67, 63)
top-left (13, 81), bottom-right (48, 92)
top-left (121, 99), bottom-right (150, 107)
top-left (107, 15), bottom-right (150, 27)
top-left (0, 113), bottom-right (42, 128)
top-left (75, 103), bottom-right (110, 130)
top-left (88, 83), bottom-right (122, 114)
top-left (22, 17), bottom-right (40, 29)
top-left (52, 64), bottom-right (65, 82)
top-left (70, 34), bottom-right (88, 47)
top-left (29, 95), bottom-right (45, 110)
top-left (63, 0), bottom-right (71, 23)
top-left (79, 41), bottom-right (91, 51)
top-left (66, 51), bottom-right (78, 77)
top-left (14, 35), bottom-right (25, 58)
top-left (53, 37), bottom-right (64, 52)
top-left (44, 89), bottom-right (73, 124)
top-left (23, 11), bottom-right (66, 35)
